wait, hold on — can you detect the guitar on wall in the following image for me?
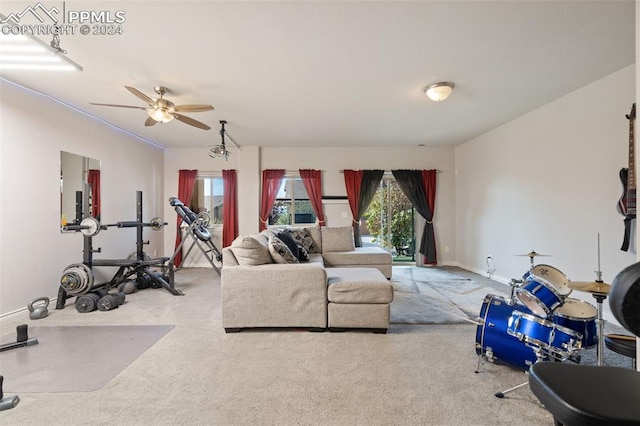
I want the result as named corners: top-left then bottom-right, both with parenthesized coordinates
top-left (618, 103), bottom-right (636, 251)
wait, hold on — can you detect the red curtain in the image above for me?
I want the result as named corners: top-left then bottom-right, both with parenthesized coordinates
top-left (222, 170), bottom-right (238, 247)
top-left (422, 169), bottom-right (437, 220)
top-left (343, 169), bottom-right (363, 241)
top-left (299, 169), bottom-right (325, 226)
top-left (87, 169), bottom-right (101, 220)
top-left (174, 170), bottom-right (198, 267)
top-left (259, 169), bottom-right (285, 231)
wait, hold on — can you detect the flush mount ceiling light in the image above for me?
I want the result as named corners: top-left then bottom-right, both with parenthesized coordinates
top-left (424, 81), bottom-right (455, 102)
top-left (209, 120), bottom-right (239, 161)
top-left (0, 22), bottom-right (83, 72)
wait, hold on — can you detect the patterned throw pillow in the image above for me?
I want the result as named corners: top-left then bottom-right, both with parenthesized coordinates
top-left (283, 228), bottom-right (316, 253)
top-left (297, 245), bottom-right (310, 262)
top-left (268, 235), bottom-right (299, 264)
top-left (276, 232), bottom-right (300, 259)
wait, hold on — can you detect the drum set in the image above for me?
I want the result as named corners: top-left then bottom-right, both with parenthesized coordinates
top-left (475, 250), bottom-right (612, 377)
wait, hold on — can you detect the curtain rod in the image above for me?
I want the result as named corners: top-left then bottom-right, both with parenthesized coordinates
top-left (339, 169), bottom-right (440, 173)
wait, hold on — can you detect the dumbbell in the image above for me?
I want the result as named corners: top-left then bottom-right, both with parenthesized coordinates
top-left (75, 291), bottom-right (125, 313)
top-left (97, 292), bottom-right (126, 312)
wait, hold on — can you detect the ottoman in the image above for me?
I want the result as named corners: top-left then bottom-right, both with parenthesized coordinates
top-left (326, 267), bottom-right (394, 333)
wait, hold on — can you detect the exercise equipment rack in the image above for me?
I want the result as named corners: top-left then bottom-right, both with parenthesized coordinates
top-left (57, 191), bottom-right (181, 310)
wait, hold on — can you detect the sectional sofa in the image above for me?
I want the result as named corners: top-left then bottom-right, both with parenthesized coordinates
top-left (221, 226), bottom-right (394, 333)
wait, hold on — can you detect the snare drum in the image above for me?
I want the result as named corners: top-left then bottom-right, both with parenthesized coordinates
top-left (552, 298), bottom-right (598, 348)
top-left (518, 264), bottom-right (572, 317)
top-left (476, 294), bottom-right (546, 370)
top-left (508, 311), bottom-right (582, 358)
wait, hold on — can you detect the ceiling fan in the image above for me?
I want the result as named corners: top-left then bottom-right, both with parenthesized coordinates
top-left (90, 86), bottom-right (214, 130)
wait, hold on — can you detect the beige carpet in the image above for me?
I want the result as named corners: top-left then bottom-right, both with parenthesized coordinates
top-left (0, 266), bottom-right (630, 425)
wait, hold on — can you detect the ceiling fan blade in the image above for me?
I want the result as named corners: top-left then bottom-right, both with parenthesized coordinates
top-left (173, 113), bottom-right (211, 130)
top-left (90, 103), bottom-right (147, 110)
top-left (174, 104), bottom-right (214, 113)
top-left (144, 116), bottom-right (158, 127)
top-left (125, 86), bottom-right (156, 107)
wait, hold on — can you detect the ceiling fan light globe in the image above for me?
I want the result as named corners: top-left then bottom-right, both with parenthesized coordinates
top-left (147, 108), bottom-right (174, 123)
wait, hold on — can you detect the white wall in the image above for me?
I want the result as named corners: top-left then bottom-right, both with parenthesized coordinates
top-left (0, 80), bottom-right (165, 316)
top-left (455, 64), bottom-right (636, 321)
top-left (163, 144), bottom-right (456, 266)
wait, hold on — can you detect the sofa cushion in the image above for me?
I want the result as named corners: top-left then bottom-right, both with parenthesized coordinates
top-left (321, 226), bottom-right (355, 253)
top-left (326, 267), bottom-right (393, 304)
top-left (322, 246), bottom-right (392, 266)
top-left (269, 235), bottom-right (299, 264)
top-left (230, 235), bottom-right (272, 266)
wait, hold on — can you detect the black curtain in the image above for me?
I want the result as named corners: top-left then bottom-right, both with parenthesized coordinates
top-left (392, 170), bottom-right (437, 264)
top-left (354, 170), bottom-right (384, 246)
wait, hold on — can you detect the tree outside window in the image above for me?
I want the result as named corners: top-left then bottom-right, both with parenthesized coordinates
top-left (269, 177), bottom-right (316, 226)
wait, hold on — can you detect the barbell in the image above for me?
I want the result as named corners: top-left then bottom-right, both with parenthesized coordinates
top-left (63, 216), bottom-right (167, 237)
top-left (108, 217), bottom-right (167, 231)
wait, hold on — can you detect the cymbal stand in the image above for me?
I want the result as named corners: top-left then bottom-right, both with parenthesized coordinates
top-left (592, 233), bottom-right (606, 367)
top-left (593, 292), bottom-right (607, 366)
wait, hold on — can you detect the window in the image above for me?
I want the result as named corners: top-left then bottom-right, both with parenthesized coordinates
top-left (269, 177), bottom-right (316, 226)
top-left (189, 176), bottom-right (224, 226)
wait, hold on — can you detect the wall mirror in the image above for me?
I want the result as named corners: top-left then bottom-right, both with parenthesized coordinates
top-left (60, 151), bottom-right (101, 230)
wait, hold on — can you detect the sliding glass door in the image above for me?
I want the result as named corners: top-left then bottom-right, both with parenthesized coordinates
top-left (362, 178), bottom-right (415, 262)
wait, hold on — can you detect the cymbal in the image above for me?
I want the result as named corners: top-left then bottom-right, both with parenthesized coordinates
top-left (515, 251), bottom-right (553, 257)
top-left (567, 281), bottom-right (611, 295)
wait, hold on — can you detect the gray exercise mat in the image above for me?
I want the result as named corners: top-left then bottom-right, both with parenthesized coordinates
top-left (0, 325), bottom-right (174, 393)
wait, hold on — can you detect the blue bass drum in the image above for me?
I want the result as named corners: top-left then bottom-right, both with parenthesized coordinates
top-left (476, 294), bottom-right (547, 370)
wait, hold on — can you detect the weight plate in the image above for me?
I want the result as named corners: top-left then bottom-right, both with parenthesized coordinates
top-left (80, 217), bottom-right (100, 237)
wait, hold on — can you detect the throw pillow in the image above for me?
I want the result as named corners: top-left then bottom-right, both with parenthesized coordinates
top-left (297, 245), bottom-right (310, 262)
top-left (283, 228), bottom-right (316, 253)
top-left (276, 231), bottom-right (300, 260)
top-left (230, 235), bottom-right (273, 266)
top-left (321, 226), bottom-right (356, 252)
top-left (268, 235), bottom-right (299, 264)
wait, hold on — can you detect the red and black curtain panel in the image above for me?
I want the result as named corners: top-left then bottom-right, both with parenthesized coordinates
top-left (222, 169), bottom-right (238, 247)
top-left (299, 169), bottom-right (326, 226)
top-left (391, 169), bottom-right (437, 265)
top-left (259, 169), bottom-right (285, 231)
top-left (343, 169), bottom-right (384, 246)
top-left (87, 169), bottom-right (101, 220)
top-left (174, 169), bottom-right (198, 267)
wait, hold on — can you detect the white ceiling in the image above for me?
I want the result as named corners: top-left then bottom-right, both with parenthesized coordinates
top-left (0, 1), bottom-right (635, 149)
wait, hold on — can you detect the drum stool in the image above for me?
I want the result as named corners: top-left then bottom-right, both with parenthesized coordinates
top-left (528, 261), bottom-right (640, 426)
top-left (604, 334), bottom-right (637, 369)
